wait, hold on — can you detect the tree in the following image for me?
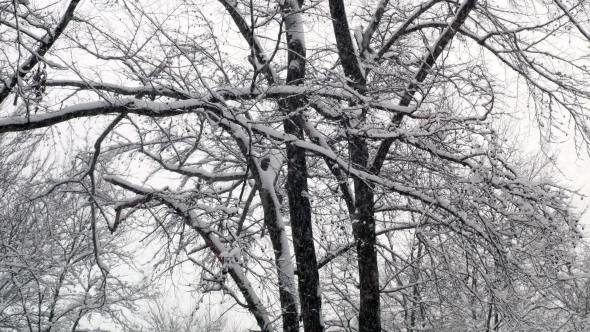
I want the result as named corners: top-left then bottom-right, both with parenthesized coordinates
top-left (1, 0), bottom-right (590, 331)
top-left (0, 134), bottom-right (146, 331)
top-left (142, 298), bottom-right (235, 332)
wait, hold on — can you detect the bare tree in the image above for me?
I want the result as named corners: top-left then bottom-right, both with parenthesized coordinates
top-left (142, 298), bottom-right (237, 332)
top-left (2, 0), bottom-right (590, 331)
top-left (0, 136), bottom-right (147, 331)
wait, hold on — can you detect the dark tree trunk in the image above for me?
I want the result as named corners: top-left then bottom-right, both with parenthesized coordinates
top-left (327, 0), bottom-right (380, 330)
top-left (284, 115), bottom-right (324, 332)
top-left (351, 140), bottom-right (381, 332)
top-left (282, 0), bottom-right (324, 331)
top-left (219, 1), bottom-right (318, 330)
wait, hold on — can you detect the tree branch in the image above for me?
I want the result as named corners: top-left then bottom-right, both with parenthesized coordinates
top-left (104, 176), bottom-right (276, 332)
top-left (371, 0), bottom-right (476, 174)
top-left (0, 0), bottom-right (80, 104)
top-left (328, 0), bottom-right (366, 86)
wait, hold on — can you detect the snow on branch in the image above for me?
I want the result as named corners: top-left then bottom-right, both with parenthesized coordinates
top-left (104, 175), bottom-right (276, 332)
top-left (375, 0), bottom-right (441, 60)
top-left (42, 81), bottom-right (417, 113)
top-left (0, 97), bottom-right (214, 133)
top-left (0, 0), bottom-right (81, 104)
top-left (141, 150), bottom-right (247, 182)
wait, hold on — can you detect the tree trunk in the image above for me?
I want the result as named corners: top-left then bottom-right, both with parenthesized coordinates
top-left (282, 0), bottom-right (324, 331)
top-left (327, 0), bottom-right (380, 329)
top-left (352, 155), bottom-right (381, 332)
top-left (257, 180), bottom-right (300, 332)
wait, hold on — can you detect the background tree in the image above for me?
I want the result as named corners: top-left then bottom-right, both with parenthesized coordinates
top-left (142, 298), bottom-right (239, 332)
top-left (0, 135), bottom-right (147, 331)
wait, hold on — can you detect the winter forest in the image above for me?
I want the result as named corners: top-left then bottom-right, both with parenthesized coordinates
top-left (2, 0), bottom-right (590, 331)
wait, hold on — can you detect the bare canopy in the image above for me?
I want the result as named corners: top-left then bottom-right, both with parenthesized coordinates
top-left (1, 0), bottom-right (590, 331)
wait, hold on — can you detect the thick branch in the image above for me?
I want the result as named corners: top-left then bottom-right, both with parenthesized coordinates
top-left (371, 0), bottom-right (476, 174)
top-left (42, 80), bottom-right (416, 113)
top-left (360, 0), bottom-right (390, 56)
top-left (0, 0), bottom-right (80, 104)
top-left (553, 0), bottom-right (590, 42)
top-left (328, 0), bottom-right (366, 86)
top-left (218, 0), bottom-right (277, 84)
top-left (0, 98), bottom-right (212, 133)
top-left (105, 176), bottom-right (276, 332)
top-left (375, 0), bottom-right (441, 60)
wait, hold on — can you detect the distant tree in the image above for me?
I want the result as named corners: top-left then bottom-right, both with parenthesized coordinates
top-left (0, 136), bottom-right (146, 331)
top-left (142, 298), bottom-right (239, 332)
top-left (1, 0), bottom-right (590, 331)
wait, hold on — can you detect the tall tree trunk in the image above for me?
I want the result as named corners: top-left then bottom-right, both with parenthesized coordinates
top-left (282, 0), bottom-right (324, 331)
top-left (327, 0), bottom-right (380, 330)
top-left (351, 137), bottom-right (381, 332)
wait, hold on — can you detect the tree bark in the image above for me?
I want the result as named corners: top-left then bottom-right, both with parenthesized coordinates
top-left (351, 137), bottom-right (381, 332)
top-left (257, 178), bottom-right (300, 332)
top-left (327, 0), bottom-right (380, 330)
top-left (282, 0), bottom-right (324, 330)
